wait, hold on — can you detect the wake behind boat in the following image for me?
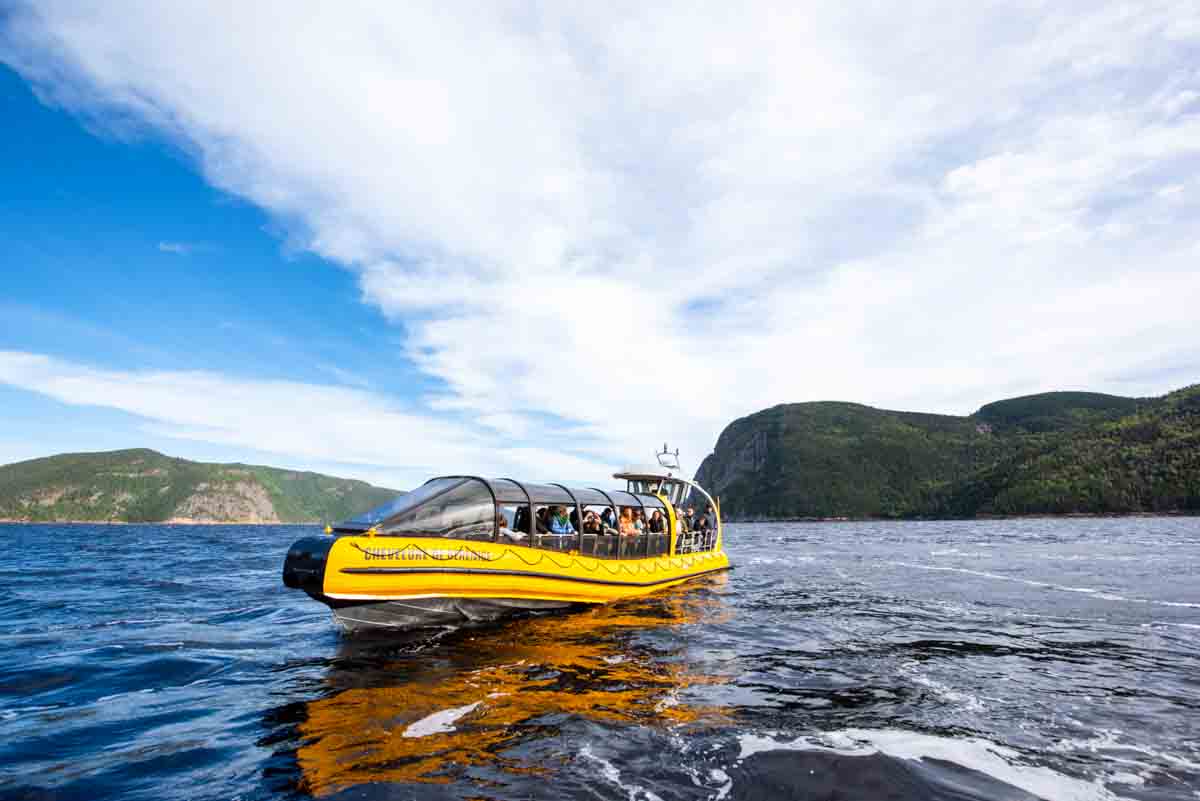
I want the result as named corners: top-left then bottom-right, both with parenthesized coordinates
top-left (282, 447), bottom-right (730, 631)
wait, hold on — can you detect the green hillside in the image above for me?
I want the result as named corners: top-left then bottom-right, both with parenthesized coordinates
top-left (695, 386), bottom-right (1197, 519)
top-left (0, 449), bottom-right (400, 523)
top-left (940, 386), bottom-right (1200, 516)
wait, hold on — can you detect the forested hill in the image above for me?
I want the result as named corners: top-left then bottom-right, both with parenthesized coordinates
top-left (694, 385), bottom-right (1200, 520)
top-left (0, 449), bottom-right (400, 524)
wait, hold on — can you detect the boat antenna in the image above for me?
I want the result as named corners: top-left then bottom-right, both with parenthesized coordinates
top-left (656, 443), bottom-right (681, 472)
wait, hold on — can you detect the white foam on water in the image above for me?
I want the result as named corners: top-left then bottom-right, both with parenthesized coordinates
top-left (747, 555), bottom-right (815, 565)
top-left (1048, 729), bottom-right (1200, 773)
top-left (735, 728), bottom-right (1124, 801)
top-left (709, 767), bottom-right (732, 800)
top-left (578, 744), bottom-right (665, 801)
top-left (400, 701), bottom-right (481, 738)
top-left (904, 670), bottom-right (987, 711)
top-left (891, 562), bottom-right (1200, 609)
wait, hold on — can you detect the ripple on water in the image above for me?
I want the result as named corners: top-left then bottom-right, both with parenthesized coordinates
top-left (0, 519), bottom-right (1198, 800)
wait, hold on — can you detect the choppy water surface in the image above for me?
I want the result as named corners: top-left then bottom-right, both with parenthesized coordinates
top-left (2, 518), bottom-right (1199, 800)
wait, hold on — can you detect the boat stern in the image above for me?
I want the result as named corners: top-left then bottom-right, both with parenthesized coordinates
top-left (282, 535), bottom-right (336, 597)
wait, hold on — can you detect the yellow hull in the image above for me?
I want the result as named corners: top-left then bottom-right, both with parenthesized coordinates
top-left (322, 535), bottom-right (730, 606)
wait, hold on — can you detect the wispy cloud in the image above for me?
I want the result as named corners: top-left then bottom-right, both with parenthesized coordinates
top-left (157, 240), bottom-right (212, 256)
top-left (0, 350), bottom-right (614, 487)
top-left (3, 2), bottom-right (1199, 471)
top-left (157, 241), bottom-right (192, 255)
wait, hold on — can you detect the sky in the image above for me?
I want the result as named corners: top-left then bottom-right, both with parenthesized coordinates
top-left (1, 2), bottom-right (1198, 491)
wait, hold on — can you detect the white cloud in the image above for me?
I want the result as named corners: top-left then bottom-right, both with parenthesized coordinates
top-left (157, 241), bottom-right (192, 255)
top-left (0, 351), bottom-right (613, 487)
top-left (3, 2), bottom-right (1199, 475)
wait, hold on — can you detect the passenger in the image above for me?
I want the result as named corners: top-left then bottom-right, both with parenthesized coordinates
top-left (513, 505), bottom-right (530, 534)
top-left (600, 507), bottom-right (617, 530)
top-left (619, 507), bottom-right (637, 536)
top-left (549, 505), bottom-right (575, 536)
top-left (685, 506), bottom-right (696, 529)
top-left (535, 507), bottom-right (551, 535)
top-left (633, 509), bottom-right (645, 533)
top-left (677, 509), bottom-right (690, 533)
top-left (648, 509), bottom-right (665, 533)
top-left (498, 511), bottom-right (526, 542)
top-left (582, 511), bottom-right (602, 534)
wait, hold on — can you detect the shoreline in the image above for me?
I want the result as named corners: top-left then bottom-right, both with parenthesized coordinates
top-left (0, 518), bottom-right (322, 526)
top-left (724, 510), bottom-right (1199, 523)
top-left (2, 511), bottom-right (1197, 526)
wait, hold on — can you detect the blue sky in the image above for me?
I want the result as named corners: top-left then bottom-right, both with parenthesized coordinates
top-left (1, 3), bottom-right (1198, 489)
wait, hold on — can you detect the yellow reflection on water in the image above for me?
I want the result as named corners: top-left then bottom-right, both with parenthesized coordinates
top-left (296, 575), bottom-right (732, 795)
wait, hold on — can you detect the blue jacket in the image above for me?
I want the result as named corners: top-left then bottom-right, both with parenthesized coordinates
top-left (550, 515), bottom-right (575, 535)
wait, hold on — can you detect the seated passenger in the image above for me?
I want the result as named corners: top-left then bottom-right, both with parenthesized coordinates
top-left (648, 509), bottom-right (666, 533)
top-left (619, 507), bottom-right (636, 536)
top-left (633, 509), bottom-right (645, 533)
top-left (535, 507), bottom-right (551, 535)
top-left (549, 505), bottom-right (575, 536)
top-left (498, 512), bottom-right (526, 542)
top-left (513, 505), bottom-right (530, 534)
top-left (582, 511), bottom-right (602, 534)
top-left (601, 507), bottom-right (617, 530)
top-left (677, 510), bottom-right (690, 533)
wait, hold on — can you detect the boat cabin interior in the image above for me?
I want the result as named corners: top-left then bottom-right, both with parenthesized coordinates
top-left (333, 474), bottom-right (718, 560)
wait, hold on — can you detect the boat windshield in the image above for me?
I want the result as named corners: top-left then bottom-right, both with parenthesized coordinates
top-left (340, 477), bottom-right (464, 529)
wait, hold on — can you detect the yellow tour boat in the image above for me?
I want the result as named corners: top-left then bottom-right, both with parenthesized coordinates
top-left (282, 447), bottom-right (730, 631)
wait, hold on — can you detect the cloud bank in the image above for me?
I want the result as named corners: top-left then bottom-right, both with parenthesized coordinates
top-left (3, 2), bottom-right (1199, 478)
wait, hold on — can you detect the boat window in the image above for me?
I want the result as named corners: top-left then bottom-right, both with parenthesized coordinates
top-left (491, 479), bottom-right (531, 505)
top-left (522, 483), bottom-right (575, 505)
top-left (499, 504), bottom-right (530, 544)
top-left (571, 488), bottom-right (610, 506)
top-left (341, 477), bottom-right (464, 529)
top-left (375, 478), bottom-right (495, 540)
top-left (530, 504), bottom-right (577, 552)
top-left (634, 494), bottom-right (665, 510)
top-left (608, 490), bottom-right (642, 509)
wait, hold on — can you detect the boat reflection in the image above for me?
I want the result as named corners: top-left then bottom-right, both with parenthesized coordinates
top-left (295, 574), bottom-right (732, 795)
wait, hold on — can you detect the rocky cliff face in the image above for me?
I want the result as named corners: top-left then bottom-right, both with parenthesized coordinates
top-left (171, 480), bottom-right (281, 523)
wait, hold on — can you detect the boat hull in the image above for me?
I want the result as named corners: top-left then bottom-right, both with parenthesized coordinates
top-left (327, 596), bottom-right (577, 632)
top-left (284, 534), bottom-right (730, 632)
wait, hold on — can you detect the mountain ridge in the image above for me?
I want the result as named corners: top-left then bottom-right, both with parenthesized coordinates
top-left (694, 385), bottom-right (1198, 520)
top-left (0, 448), bottom-right (401, 524)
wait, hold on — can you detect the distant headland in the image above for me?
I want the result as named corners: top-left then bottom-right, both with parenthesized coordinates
top-left (0, 449), bottom-right (400, 524)
top-left (695, 384), bottom-right (1199, 520)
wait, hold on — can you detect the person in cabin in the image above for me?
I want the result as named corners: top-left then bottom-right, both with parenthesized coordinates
top-left (535, 507), bottom-right (552, 535)
top-left (648, 509), bottom-right (666, 533)
top-left (685, 506), bottom-right (697, 529)
top-left (633, 509), bottom-right (646, 533)
top-left (549, 505), bottom-right (575, 536)
top-left (582, 510), bottom-right (602, 535)
top-left (601, 507), bottom-right (617, 531)
top-left (513, 505), bottom-right (530, 535)
top-left (498, 511), bottom-right (525, 542)
top-left (619, 507), bottom-right (637, 536)
top-left (694, 505), bottom-right (715, 545)
top-left (677, 509), bottom-right (690, 534)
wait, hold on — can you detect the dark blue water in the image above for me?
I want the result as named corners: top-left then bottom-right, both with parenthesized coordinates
top-left (2, 519), bottom-right (1198, 800)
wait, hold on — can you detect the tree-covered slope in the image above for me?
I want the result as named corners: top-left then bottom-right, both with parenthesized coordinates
top-left (695, 386), bottom-right (1197, 519)
top-left (0, 448), bottom-right (400, 523)
top-left (939, 386), bottom-right (1199, 516)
